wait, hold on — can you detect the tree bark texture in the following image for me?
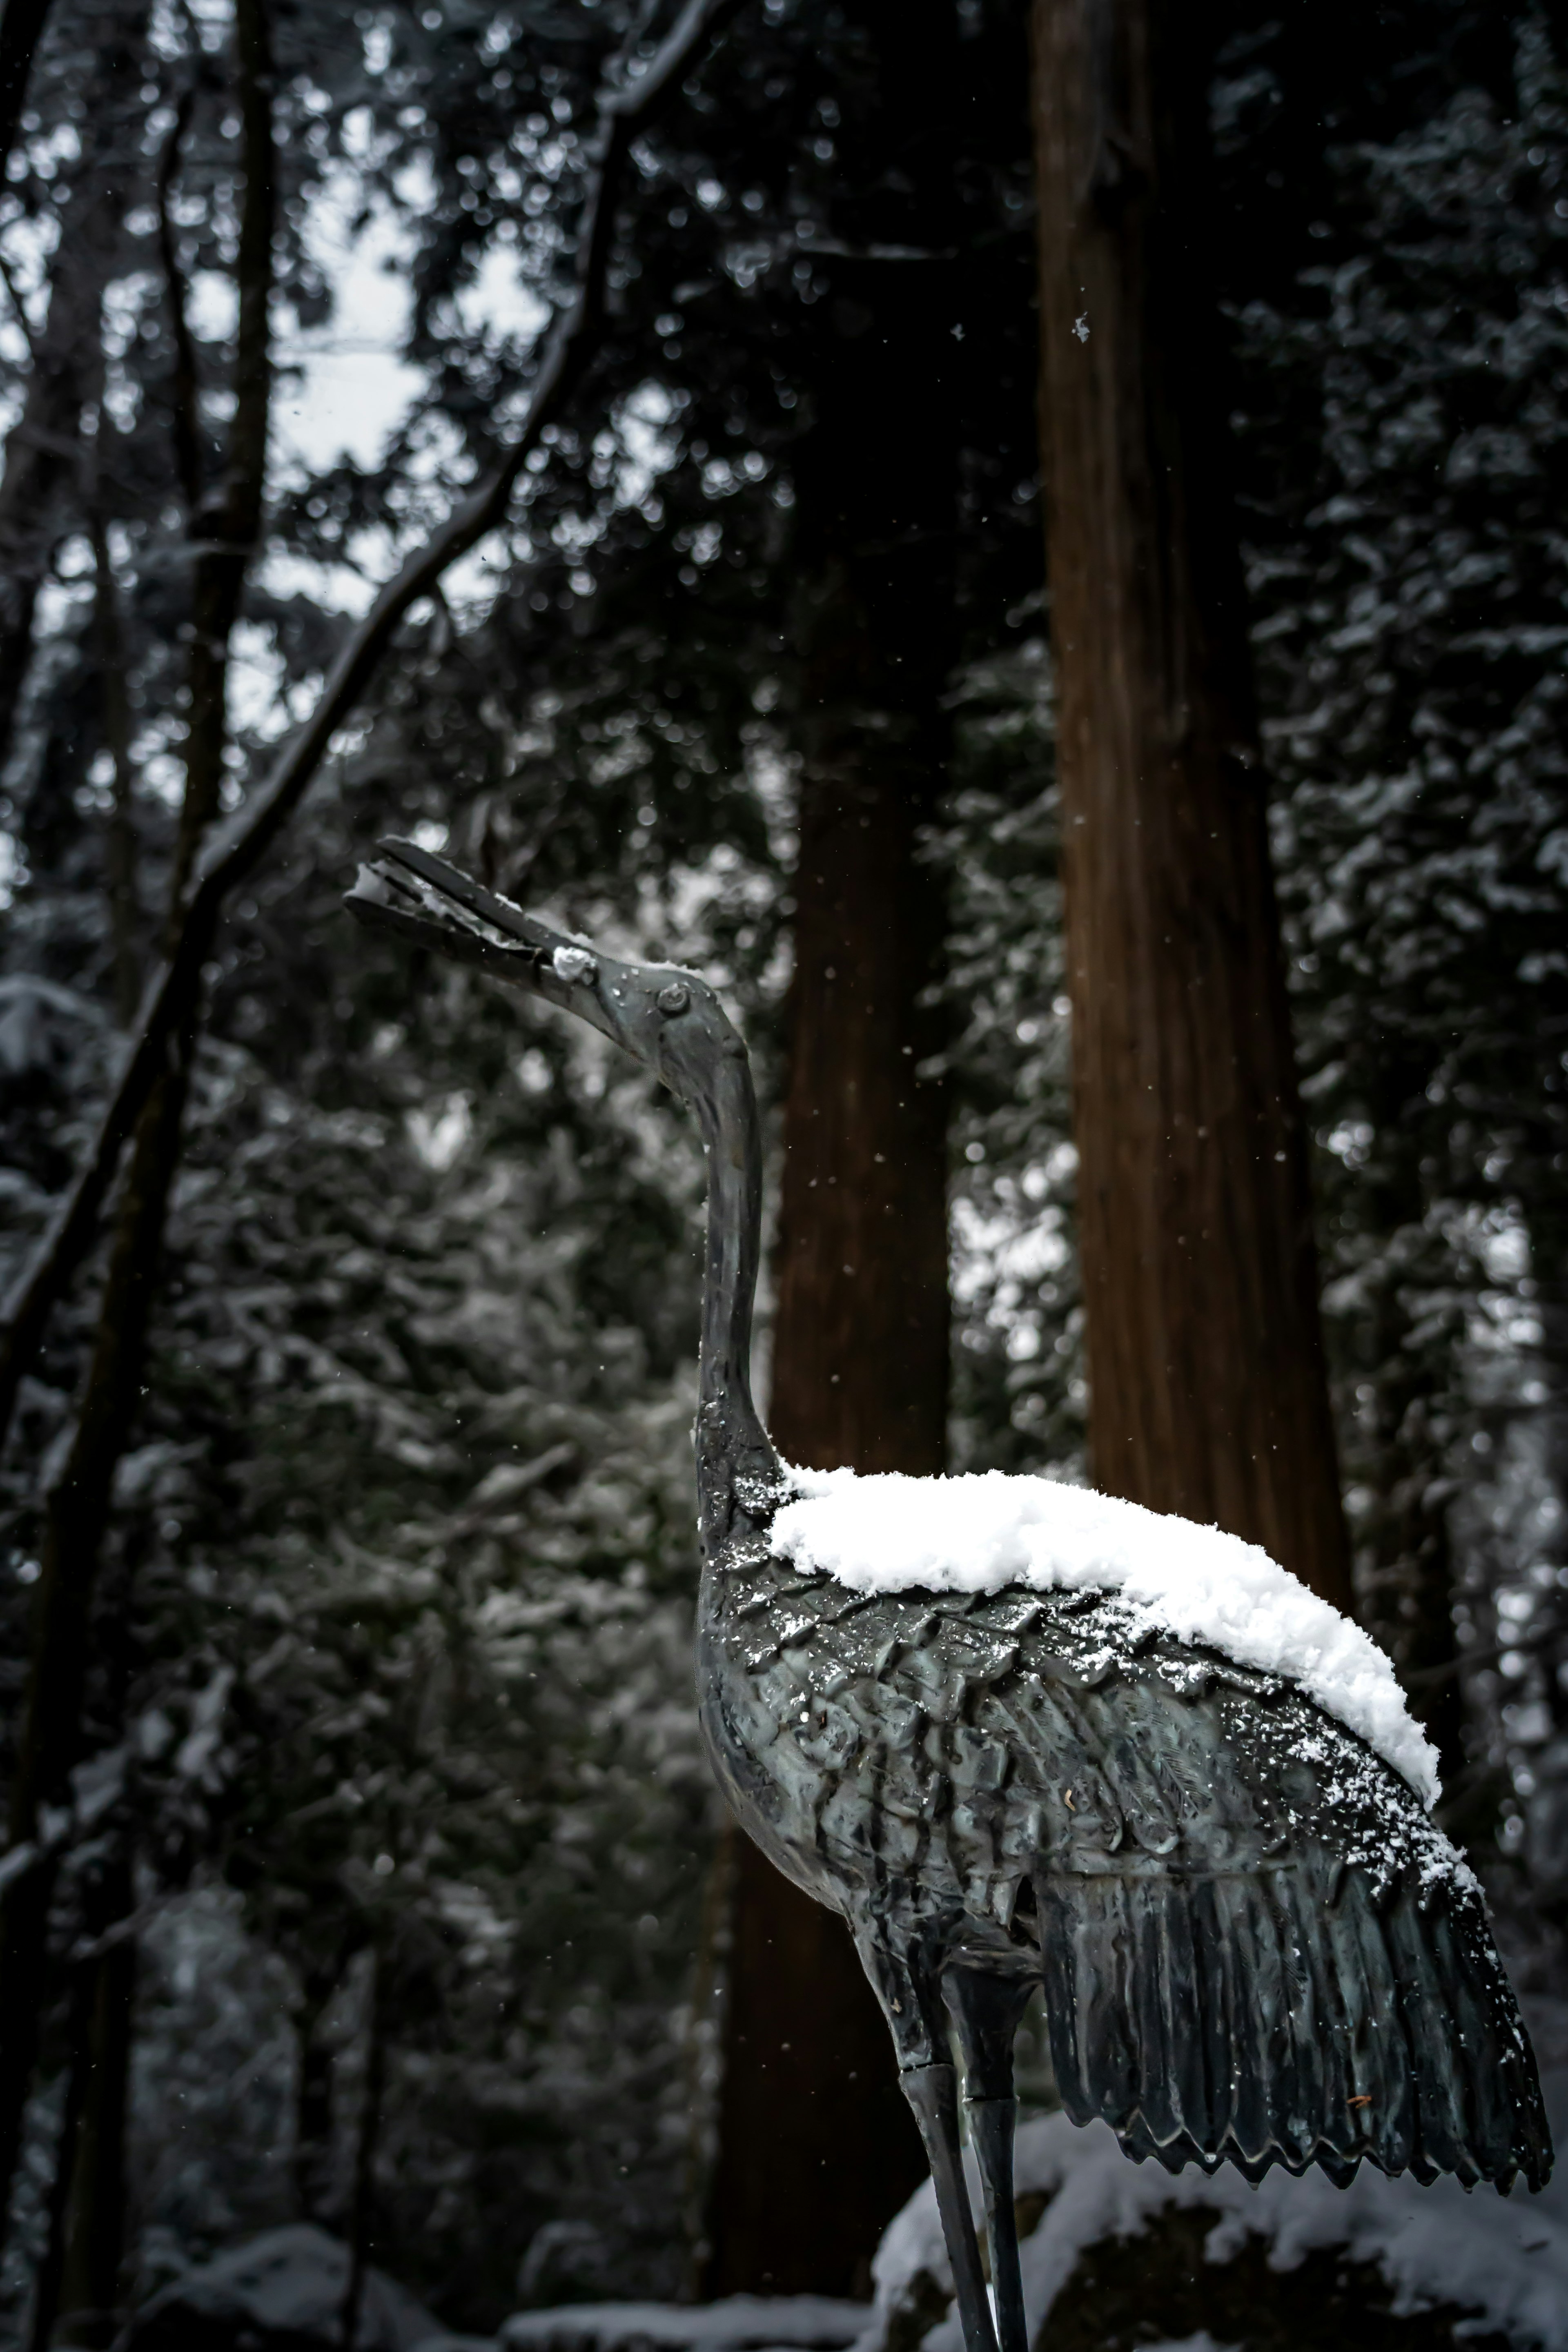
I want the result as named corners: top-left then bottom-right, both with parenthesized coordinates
top-left (701, 7), bottom-right (956, 2293)
top-left (1029, 0), bottom-right (1351, 1610)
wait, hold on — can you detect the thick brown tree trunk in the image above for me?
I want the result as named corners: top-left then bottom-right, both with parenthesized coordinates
top-left (1029, 0), bottom-right (1351, 1610)
top-left (700, 10), bottom-right (956, 2293)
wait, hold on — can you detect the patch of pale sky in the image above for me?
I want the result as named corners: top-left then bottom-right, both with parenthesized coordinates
top-left (451, 239), bottom-right (550, 348)
top-left (187, 270), bottom-right (238, 344)
top-left (225, 621), bottom-right (294, 743)
top-left (273, 174), bottom-right (422, 477)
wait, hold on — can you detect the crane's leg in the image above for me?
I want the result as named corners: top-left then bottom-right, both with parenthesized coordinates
top-left (852, 1924), bottom-right (998, 2352)
top-left (902, 2062), bottom-right (1000, 2352)
top-left (945, 1967), bottom-right (1033, 2352)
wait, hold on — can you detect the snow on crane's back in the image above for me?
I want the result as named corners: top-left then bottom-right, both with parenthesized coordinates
top-left (771, 1467), bottom-right (1439, 1806)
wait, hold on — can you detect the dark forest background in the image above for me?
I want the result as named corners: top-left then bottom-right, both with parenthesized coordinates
top-left (2, 0), bottom-right (1568, 2336)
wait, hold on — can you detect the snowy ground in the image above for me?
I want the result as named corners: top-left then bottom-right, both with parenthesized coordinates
top-left (860, 2070), bottom-right (1568, 2352)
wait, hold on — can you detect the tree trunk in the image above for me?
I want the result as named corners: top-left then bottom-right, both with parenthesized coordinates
top-left (294, 1941), bottom-right (360, 2227)
top-left (700, 7), bottom-right (956, 2292)
top-left (55, 1902), bottom-right (136, 2347)
top-left (26, 1964), bottom-right (93, 2352)
top-left (1029, 0), bottom-right (1351, 1611)
top-left (26, 1848), bottom-right (135, 2352)
top-left (340, 1952), bottom-right (386, 2352)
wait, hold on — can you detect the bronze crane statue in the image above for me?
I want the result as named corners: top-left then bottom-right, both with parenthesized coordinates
top-left (347, 839), bottom-right (1550, 2352)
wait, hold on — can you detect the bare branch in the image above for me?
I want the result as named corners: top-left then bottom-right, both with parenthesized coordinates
top-left (0, 245), bottom-right (37, 366)
top-left (0, 0), bottom-right (745, 1457)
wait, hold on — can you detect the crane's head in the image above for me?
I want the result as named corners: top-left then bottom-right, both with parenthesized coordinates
top-left (345, 837), bottom-right (751, 1107)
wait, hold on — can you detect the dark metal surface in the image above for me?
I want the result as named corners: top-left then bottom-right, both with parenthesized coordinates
top-left (347, 845), bottom-right (1552, 2352)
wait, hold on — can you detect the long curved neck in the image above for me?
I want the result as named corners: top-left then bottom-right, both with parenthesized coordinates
top-left (688, 1044), bottom-right (782, 1555)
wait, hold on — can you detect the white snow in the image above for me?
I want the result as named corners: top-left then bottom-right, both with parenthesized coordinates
top-left (130, 2226), bottom-right (444, 2352)
top-left (501, 2299), bottom-right (869, 2352)
top-left (772, 1468), bottom-right (1440, 1805)
top-left (861, 2078), bottom-right (1568, 2352)
top-left (552, 946), bottom-right (598, 985)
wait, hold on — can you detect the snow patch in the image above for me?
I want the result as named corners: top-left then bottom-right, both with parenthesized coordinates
top-left (501, 2299), bottom-right (869, 2352)
top-left (862, 2082), bottom-right (1568, 2352)
top-left (552, 946), bottom-right (598, 986)
top-left (773, 1468), bottom-right (1439, 1804)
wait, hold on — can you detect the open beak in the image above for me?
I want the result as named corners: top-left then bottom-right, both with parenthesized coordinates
top-left (345, 837), bottom-right (656, 1058)
top-left (345, 838), bottom-right (560, 976)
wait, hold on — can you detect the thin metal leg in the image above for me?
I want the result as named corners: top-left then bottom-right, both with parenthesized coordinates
top-left (968, 2095), bottom-right (1027, 2352)
top-left (944, 1967), bottom-right (1033, 2352)
top-left (901, 2062), bottom-right (999, 2352)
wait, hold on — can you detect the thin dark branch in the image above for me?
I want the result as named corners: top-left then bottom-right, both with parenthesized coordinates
top-left (0, 0), bottom-right (51, 185)
top-left (155, 88), bottom-right (202, 517)
top-left (0, 246), bottom-right (37, 365)
top-left (0, 0), bottom-right (745, 1458)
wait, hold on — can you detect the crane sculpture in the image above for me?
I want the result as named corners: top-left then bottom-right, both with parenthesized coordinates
top-left (347, 838), bottom-right (1550, 2352)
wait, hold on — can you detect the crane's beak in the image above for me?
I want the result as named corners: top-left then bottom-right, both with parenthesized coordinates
top-left (346, 837), bottom-right (561, 980)
top-left (345, 836), bottom-right (641, 1050)
top-left (344, 838), bottom-right (738, 1088)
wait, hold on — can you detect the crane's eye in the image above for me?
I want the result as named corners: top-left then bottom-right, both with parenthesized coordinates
top-left (657, 982), bottom-right (691, 1016)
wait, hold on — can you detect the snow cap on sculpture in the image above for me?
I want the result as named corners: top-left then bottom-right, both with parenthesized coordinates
top-left (773, 1466), bottom-right (1441, 1806)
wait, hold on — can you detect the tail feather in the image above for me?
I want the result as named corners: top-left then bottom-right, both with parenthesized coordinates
top-left (1033, 1852), bottom-right (1550, 2189)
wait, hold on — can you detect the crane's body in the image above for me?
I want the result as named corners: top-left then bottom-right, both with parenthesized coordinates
top-left (347, 841), bottom-right (1551, 2352)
